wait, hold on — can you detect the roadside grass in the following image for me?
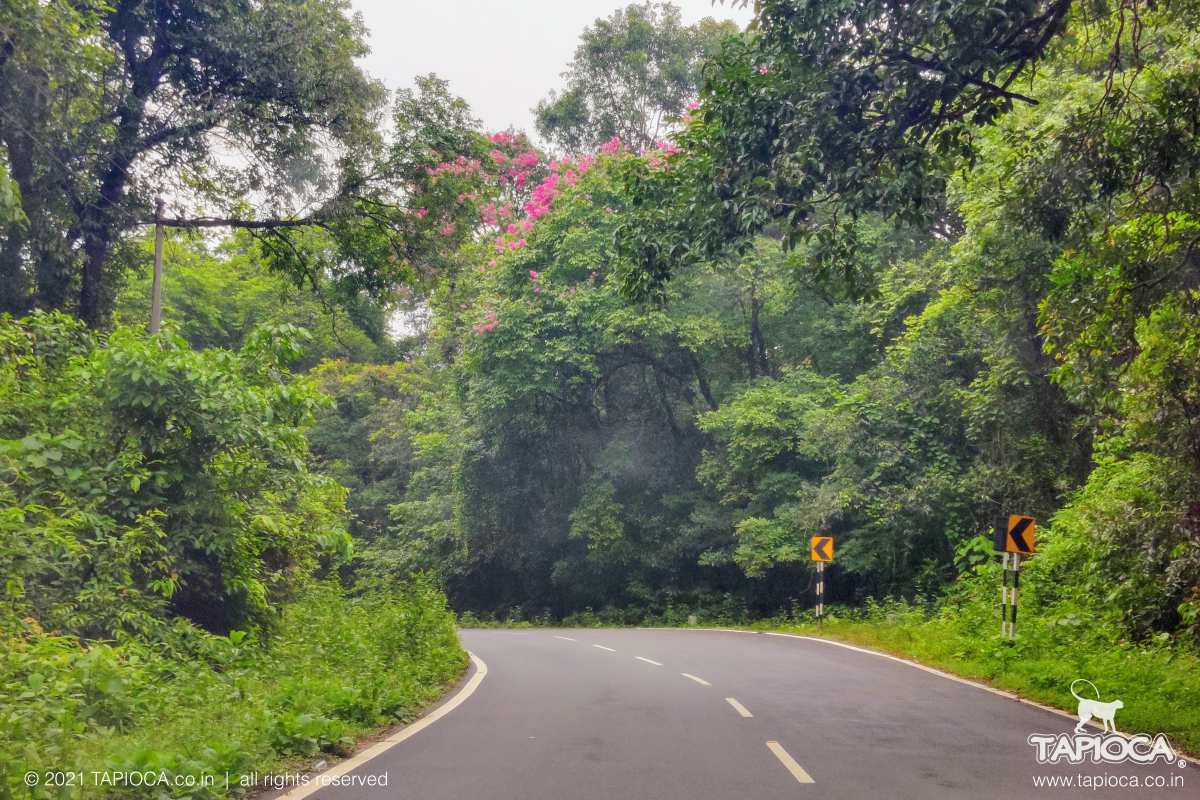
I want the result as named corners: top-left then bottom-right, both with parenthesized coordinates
top-left (2, 580), bottom-right (468, 799)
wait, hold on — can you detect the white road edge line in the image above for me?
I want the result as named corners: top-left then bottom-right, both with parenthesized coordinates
top-left (680, 672), bottom-right (711, 686)
top-left (766, 740), bottom-right (815, 784)
top-left (278, 651), bottom-right (488, 800)
top-left (725, 697), bottom-right (753, 717)
top-left (635, 656), bottom-right (663, 666)
top-left (553, 635), bottom-right (577, 641)
top-left (643, 626), bottom-right (1200, 767)
top-left (593, 644), bottom-right (617, 652)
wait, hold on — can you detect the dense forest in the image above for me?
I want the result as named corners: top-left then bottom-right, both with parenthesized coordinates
top-left (3, 0), bottom-right (1200, 794)
top-left (300, 0), bottom-right (1197, 641)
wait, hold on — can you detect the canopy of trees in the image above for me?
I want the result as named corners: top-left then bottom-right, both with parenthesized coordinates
top-left (4, 0), bottom-right (1199, 653)
top-left (298, 1), bottom-right (1200, 641)
top-left (534, 2), bottom-right (736, 153)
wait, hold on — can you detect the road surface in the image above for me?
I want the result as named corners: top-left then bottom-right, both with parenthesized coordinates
top-left (277, 628), bottom-right (1189, 799)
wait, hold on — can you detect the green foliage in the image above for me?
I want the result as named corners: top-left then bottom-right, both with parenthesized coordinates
top-left (615, 0), bottom-right (1077, 300)
top-left (114, 233), bottom-right (397, 368)
top-left (534, 3), bottom-right (736, 152)
top-left (0, 312), bottom-right (350, 637)
top-left (0, 0), bottom-right (388, 324)
top-left (1, 580), bottom-right (466, 799)
top-left (372, 2), bottom-right (1200, 654)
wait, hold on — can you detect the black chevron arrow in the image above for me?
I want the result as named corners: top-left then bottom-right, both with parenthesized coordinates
top-left (1008, 518), bottom-right (1033, 552)
top-left (813, 537), bottom-right (832, 561)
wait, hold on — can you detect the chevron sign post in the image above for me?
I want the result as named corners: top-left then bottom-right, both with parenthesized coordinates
top-left (810, 536), bottom-right (834, 624)
top-left (997, 515), bottom-right (1036, 640)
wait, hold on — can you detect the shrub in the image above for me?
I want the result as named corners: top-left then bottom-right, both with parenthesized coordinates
top-left (0, 313), bottom-right (350, 638)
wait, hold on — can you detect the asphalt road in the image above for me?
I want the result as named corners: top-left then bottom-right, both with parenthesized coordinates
top-left (279, 628), bottom-right (1190, 800)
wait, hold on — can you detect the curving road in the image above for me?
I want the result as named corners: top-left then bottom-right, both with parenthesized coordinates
top-left (276, 628), bottom-right (1189, 800)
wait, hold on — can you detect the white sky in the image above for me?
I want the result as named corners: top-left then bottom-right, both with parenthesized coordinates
top-left (350, 1), bottom-right (754, 140)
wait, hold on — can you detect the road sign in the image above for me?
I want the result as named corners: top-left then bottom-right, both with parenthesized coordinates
top-left (1005, 515), bottom-right (1036, 554)
top-left (810, 536), bottom-right (834, 562)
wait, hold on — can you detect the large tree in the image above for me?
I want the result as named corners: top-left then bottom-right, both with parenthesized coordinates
top-left (615, 0), bottom-right (1078, 301)
top-left (0, 0), bottom-right (386, 325)
top-left (533, 2), bottom-right (736, 153)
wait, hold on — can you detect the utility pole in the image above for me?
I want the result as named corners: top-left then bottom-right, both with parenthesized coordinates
top-left (149, 197), bottom-right (165, 334)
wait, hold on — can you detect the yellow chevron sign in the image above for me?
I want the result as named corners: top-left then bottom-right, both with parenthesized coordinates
top-left (810, 536), bottom-right (834, 563)
top-left (1005, 515), bottom-right (1036, 554)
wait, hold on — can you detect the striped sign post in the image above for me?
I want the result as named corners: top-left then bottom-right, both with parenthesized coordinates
top-left (810, 536), bottom-right (834, 624)
top-left (816, 562), bottom-right (825, 622)
top-left (1000, 552), bottom-right (1021, 640)
top-left (998, 515), bottom-right (1036, 640)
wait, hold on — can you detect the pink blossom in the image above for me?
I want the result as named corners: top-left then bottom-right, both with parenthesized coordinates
top-left (757, 65), bottom-right (769, 75)
top-left (473, 308), bottom-right (499, 334)
top-left (489, 149), bottom-right (508, 163)
top-left (528, 270), bottom-right (539, 280)
top-left (507, 223), bottom-right (518, 234)
top-left (417, 207), bottom-right (428, 219)
top-left (686, 101), bottom-right (701, 111)
top-left (440, 222), bottom-right (456, 236)
top-left (599, 136), bottom-right (623, 154)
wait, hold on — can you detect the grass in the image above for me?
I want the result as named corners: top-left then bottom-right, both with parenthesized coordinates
top-left (2, 580), bottom-right (468, 799)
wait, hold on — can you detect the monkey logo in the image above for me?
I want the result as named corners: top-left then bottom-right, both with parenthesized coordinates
top-left (1070, 678), bottom-right (1123, 734)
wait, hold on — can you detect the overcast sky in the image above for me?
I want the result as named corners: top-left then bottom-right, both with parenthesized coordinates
top-left (350, 1), bottom-right (754, 140)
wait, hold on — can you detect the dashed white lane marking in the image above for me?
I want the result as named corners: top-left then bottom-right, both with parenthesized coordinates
top-left (725, 697), bottom-right (753, 717)
top-left (278, 652), bottom-right (489, 799)
top-left (680, 672), bottom-right (711, 686)
top-left (766, 740), bottom-right (815, 784)
top-left (593, 644), bottom-right (617, 652)
top-left (553, 635), bottom-right (577, 641)
top-left (635, 656), bottom-right (663, 666)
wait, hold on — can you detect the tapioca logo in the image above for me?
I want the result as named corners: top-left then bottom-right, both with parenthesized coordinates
top-left (1026, 679), bottom-right (1181, 766)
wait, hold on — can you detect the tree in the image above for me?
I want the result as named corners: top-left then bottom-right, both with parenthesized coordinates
top-left (0, 0), bottom-right (386, 325)
top-left (534, 3), bottom-right (736, 153)
top-left (615, 0), bottom-right (1077, 301)
top-left (113, 231), bottom-right (398, 366)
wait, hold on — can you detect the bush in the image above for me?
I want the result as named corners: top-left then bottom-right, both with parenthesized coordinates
top-left (0, 312), bottom-right (350, 638)
top-left (0, 579), bottom-right (467, 799)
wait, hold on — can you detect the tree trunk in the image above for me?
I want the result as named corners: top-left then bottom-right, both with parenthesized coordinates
top-left (76, 1), bottom-right (164, 326)
top-left (748, 291), bottom-right (771, 378)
